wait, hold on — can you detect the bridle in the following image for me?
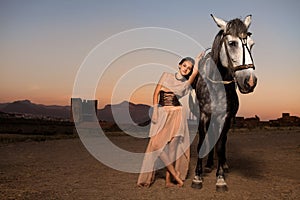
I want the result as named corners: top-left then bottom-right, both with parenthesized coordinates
top-left (223, 32), bottom-right (255, 72)
top-left (206, 32), bottom-right (255, 84)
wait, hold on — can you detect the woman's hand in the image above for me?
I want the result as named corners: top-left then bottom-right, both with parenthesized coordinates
top-left (192, 51), bottom-right (205, 74)
top-left (151, 104), bottom-right (158, 124)
top-left (195, 51), bottom-right (205, 65)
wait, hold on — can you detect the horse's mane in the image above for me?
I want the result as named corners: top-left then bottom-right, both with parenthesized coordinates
top-left (211, 30), bottom-right (224, 65)
top-left (226, 18), bottom-right (248, 37)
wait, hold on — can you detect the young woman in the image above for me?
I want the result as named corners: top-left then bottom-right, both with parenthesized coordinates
top-left (137, 52), bottom-right (204, 187)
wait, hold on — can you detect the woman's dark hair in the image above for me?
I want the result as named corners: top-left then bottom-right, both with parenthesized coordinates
top-left (179, 57), bottom-right (195, 79)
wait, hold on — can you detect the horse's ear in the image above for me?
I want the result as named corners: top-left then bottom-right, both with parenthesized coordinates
top-left (244, 15), bottom-right (252, 29)
top-left (211, 14), bottom-right (227, 31)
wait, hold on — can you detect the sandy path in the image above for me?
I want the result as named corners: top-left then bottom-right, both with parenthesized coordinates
top-left (1, 128), bottom-right (300, 199)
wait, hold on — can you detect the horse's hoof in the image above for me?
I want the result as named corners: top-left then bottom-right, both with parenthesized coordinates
top-left (191, 175), bottom-right (203, 189)
top-left (204, 166), bottom-right (213, 173)
top-left (223, 163), bottom-right (229, 173)
top-left (216, 175), bottom-right (228, 192)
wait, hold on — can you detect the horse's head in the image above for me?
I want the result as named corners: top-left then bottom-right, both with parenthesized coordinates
top-left (211, 14), bottom-right (257, 94)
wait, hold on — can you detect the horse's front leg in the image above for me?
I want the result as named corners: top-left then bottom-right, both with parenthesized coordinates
top-left (192, 157), bottom-right (203, 189)
top-left (215, 115), bottom-right (231, 192)
top-left (204, 148), bottom-right (214, 173)
top-left (192, 113), bottom-right (210, 189)
top-left (191, 134), bottom-right (204, 189)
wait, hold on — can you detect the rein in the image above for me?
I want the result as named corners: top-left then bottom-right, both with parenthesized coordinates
top-left (206, 76), bottom-right (235, 84)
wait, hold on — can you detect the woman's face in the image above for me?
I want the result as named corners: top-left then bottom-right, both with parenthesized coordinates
top-left (179, 60), bottom-right (193, 76)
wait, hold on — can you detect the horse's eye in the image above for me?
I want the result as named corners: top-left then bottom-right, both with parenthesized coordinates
top-left (228, 41), bottom-right (237, 47)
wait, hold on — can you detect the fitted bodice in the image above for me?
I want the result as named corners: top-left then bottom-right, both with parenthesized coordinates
top-left (159, 91), bottom-right (181, 106)
top-left (158, 72), bottom-right (190, 98)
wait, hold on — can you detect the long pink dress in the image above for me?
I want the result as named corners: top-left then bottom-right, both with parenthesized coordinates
top-left (137, 72), bottom-right (191, 186)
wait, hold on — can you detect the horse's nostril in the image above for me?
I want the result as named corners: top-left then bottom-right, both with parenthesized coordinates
top-left (245, 74), bottom-right (256, 88)
top-left (244, 79), bottom-right (251, 90)
top-left (253, 76), bottom-right (258, 85)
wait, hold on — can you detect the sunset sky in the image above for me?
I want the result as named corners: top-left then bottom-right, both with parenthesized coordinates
top-left (1, 0), bottom-right (299, 121)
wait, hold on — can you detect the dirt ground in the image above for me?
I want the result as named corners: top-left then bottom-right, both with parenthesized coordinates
top-left (1, 127), bottom-right (300, 200)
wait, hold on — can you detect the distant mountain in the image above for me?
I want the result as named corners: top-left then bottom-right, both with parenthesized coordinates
top-left (0, 103), bottom-right (8, 110)
top-left (98, 101), bottom-right (151, 124)
top-left (0, 100), bottom-right (71, 119)
top-left (0, 100), bottom-right (151, 123)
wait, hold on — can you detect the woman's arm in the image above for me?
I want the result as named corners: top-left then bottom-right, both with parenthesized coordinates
top-left (152, 82), bottom-right (161, 108)
top-left (151, 73), bottom-right (166, 123)
top-left (187, 51), bottom-right (205, 85)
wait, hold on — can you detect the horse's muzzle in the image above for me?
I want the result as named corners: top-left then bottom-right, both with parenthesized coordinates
top-left (236, 71), bottom-right (257, 94)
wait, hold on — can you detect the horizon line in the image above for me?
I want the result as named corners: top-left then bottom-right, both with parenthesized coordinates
top-left (0, 98), bottom-right (299, 121)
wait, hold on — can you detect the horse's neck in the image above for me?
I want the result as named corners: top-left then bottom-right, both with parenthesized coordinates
top-left (217, 63), bottom-right (234, 82)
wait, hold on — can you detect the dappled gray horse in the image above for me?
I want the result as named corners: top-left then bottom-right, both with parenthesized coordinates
top-left (191, 14), bottom-right (257, 191)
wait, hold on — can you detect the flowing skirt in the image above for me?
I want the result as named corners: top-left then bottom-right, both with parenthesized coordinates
top-left (137, 106), bottom-right (190, 186)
